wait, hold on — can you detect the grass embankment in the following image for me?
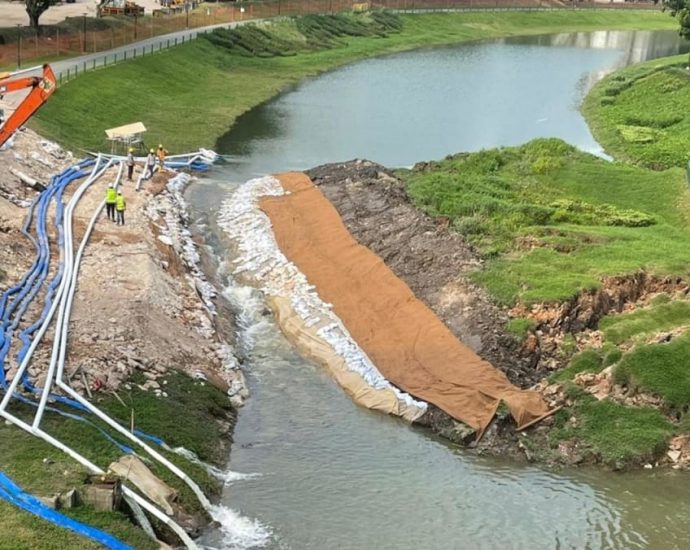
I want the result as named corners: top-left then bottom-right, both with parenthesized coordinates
top-left (32, 9), bottom-right (676, 151)
top-left (399, 136), bottom-right (690, 466)
top-left (403, 139), bottom-right (690, 305)
top-left (0, 372), bottom-right (235, 548)
top-left (583, 54), bottom-right (690, 169)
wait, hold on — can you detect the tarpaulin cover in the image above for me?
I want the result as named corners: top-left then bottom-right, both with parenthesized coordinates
top-left (260, 173), bottom-right (553, 436)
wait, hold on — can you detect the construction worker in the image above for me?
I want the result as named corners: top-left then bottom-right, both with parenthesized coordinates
top-left (126, 147), bottom-right (135, 181)
top-left (145, 149), bottom-right (156, 180)
top-left (115, 190), bottom-right (126, 226)
top-left (156, 144), bottom-right (168, 168)
top-left (105, 184), bottom-right (117, 221)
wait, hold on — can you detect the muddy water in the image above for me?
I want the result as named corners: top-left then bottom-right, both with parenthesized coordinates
top-left (190, 30), bottom-right (690, 549)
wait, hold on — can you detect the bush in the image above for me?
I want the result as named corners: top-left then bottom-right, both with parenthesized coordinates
top-left (616, 125), bottom-right (662, 144)
top-left (614, 335), bottom-right (690, 409)
top-left (505, 317), bottom-right (535, 339)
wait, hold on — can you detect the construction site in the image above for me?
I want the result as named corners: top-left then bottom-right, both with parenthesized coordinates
top-left (4, 1), bottom-right (690, 549)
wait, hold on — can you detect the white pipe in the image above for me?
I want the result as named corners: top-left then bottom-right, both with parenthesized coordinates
top-left (32, 157), bottom-right (115, 427)
top-left (0, 409), bottom-right (199, 549)
top-left (0, 158), bottom-right (200, 549)
top-left (2, 157), bottom-right (210, 548)
top-left (51, 161), bottom-right (212, 510)
top-left (0, 157), bottom-right (104, 412)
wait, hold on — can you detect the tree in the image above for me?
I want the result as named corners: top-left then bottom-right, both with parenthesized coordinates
top-left (658, 0), bottom-right (690, 40)
top-left (25, 0), bottom-right (53, 31)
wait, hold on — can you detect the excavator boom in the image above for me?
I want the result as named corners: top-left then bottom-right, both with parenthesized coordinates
top-left (0, 64), bottom-right (57, 148)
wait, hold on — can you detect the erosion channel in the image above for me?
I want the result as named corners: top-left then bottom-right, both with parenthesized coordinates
top-left (191, 30), bottom-right (690, 550)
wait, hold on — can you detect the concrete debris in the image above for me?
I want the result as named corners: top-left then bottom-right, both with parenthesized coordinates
top-left (36, 495), bottom-right (60, 510)
top-left (109, 455), bottom-right (177, 516)
top-left (0, 132), bottom-right (247, 407)
top-left (58, 488), bottom-right (79, 509)
top-left (81, 476), bottom-right (122, 512)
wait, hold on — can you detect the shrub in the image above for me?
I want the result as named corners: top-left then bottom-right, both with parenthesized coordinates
top-left (616, 125), bottom-right (662, 144)
top-left (505, 317), bottom-right (535, 339)
top-left (551, 347), bottom-right (603, 382)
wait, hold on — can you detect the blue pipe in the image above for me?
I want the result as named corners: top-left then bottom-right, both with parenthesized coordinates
top-left (0, 472), bottom-right (134, 550)
top-left (0, 162), bottom-right (168, 446)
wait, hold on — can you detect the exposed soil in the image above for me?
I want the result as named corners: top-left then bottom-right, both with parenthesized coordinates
top-left (306, 160), bottom-right (553, 453)
top-left (307, 159), bottom-right (543, 388)
top-left (306, 159), bottom-right (690, 466)
top-left (0, 130), bottom-right (245, 540)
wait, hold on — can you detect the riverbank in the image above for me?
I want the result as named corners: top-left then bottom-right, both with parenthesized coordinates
top-left (31, 10), bottom-right (676, 151)
top-left (306, 147), bottom-right (690, 468)
top-left (0, 129), bottom-right (246, 547)
top-left (583, 52), bottom-right (690, 169)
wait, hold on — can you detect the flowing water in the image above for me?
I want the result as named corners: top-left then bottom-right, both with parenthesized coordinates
top-left (190, 30), bottom-right (690, 550)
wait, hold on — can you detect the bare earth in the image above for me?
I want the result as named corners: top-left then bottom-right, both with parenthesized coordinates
top-left (0, 128), bottom-right (244, 420)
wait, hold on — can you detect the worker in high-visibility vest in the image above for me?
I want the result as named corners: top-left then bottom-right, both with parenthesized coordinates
top-left (105, 184), bottom-right (117, 222)
top-left (156, 144), bottom-right (168, 168)
top-left (115, 191), bottom-right (126, 226)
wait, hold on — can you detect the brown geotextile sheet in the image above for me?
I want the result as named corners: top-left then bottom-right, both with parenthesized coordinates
top-left (260, 172), bottom-right (553, 436)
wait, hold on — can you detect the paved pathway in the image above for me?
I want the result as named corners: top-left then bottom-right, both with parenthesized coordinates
top-left (50, 19), bottom-right (248, 80)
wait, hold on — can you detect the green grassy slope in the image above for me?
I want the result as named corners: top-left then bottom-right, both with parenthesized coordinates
top-left (33, 10), bottom-right (676, 151)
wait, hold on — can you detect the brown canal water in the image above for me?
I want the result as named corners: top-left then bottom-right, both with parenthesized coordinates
top-left (190, 30), bottom-right (690, 550)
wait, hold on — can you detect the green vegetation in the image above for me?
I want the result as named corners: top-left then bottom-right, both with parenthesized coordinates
top-left (33, 10), bottom-right (676, 151)
top-left (0, 372), bottom-right (233, 546)
top-left (505, 317), bottom-right (535, 339)
top-left (550, 395), bottom-right (674, 465)
top-left (98, 371), bottom-right (235, 465)
top-left (600, 299), bottom-right (690, 344)
top-left (0, 500), bottom-right (103, 550)
top-left (583, 55), bottom-right (690, 169)
top-left (550, 348), bottom-right (604, 383)
top-left (615, 334), bottom-right (690, 409)
top-left (401, 138), bottom-right (690, 305)
top-left (206, 12), bottom-right (402, 56)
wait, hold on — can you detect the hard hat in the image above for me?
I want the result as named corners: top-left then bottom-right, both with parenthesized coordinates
top-left (150, 149), bottom-right (154, 153)
top-left (128, 147), bottom-right (134, 152)
top-left (158, 144), bottom-right (163, 148)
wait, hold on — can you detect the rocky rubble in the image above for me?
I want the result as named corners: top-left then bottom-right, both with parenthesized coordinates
top-left (0, 128), bottom-right (73, 207)
top-left (0, 130), bottom-right (247, 408)
top-left (512, 273), bottom-right (690, 371)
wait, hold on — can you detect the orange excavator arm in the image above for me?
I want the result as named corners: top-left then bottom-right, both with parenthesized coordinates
top-left (0, 64), bottom-right (57, 148)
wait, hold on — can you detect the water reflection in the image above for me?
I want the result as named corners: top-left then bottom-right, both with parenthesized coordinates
top-left (195, 29), bottom-right (690, 550)
top-left (504, 29), bottom-right (690, 89)
top-left (215, 30), bottom-right (687, 184)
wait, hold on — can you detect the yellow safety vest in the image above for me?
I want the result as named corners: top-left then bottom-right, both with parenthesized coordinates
top-left (106, 187), bottom-right (117, 204)
top-left (116, 195), bottom-right (126, 211)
